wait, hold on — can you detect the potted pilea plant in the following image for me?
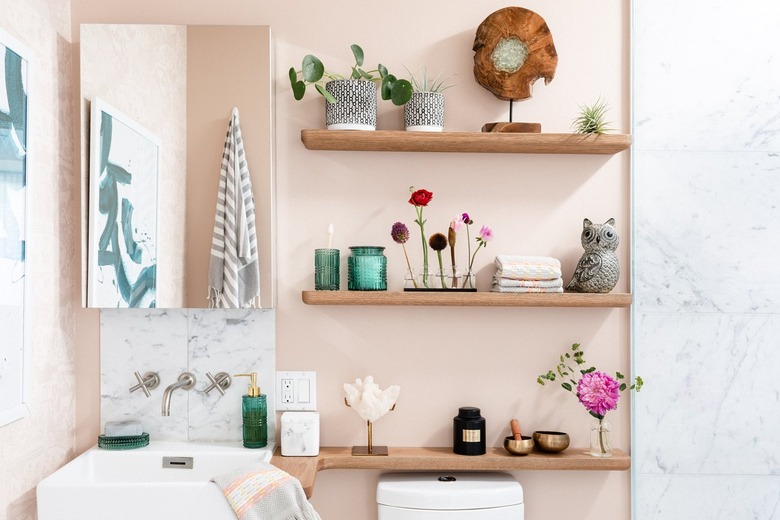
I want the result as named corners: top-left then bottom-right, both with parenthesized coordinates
top-left (289, 44), bottom-right (413, 131)
top-left (404, 68), bottom-right (453, 132)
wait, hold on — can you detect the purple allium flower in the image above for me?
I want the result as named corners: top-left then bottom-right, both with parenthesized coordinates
top-left (576, 371), bottom-right (620, 418)
top-left (391, 222), bottom-right (410, 244)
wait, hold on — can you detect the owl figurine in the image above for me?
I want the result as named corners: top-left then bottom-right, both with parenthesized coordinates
top-left (565, 218), bottom-right (620, 293)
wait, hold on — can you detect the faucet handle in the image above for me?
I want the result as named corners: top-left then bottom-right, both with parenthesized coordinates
top-left (204, 372), bottom-right (231, 396)
top-left (129, 371), bottom-right (160, 398)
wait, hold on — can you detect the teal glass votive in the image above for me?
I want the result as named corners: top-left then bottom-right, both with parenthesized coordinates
top-left (348, 246), bottom-right (387, 291)
top-left (314, 248), bottom-right (340, 290)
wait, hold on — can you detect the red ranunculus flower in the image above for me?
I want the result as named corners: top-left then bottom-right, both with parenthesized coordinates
top-left (408, 189), bottom-right (433, 207)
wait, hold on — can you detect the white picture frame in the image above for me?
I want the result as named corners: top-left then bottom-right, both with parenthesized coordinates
top-left (87, 97), bottom-right (161, 308)
top-left (0, 27), bottom-right (32, 427)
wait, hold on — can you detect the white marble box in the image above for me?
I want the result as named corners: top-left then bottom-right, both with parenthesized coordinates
top-left (281, 411), bottom-right (319, 457)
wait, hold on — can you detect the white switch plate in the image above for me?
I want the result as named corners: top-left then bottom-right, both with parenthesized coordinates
top-left (275, 371), bottom-right (317, 411)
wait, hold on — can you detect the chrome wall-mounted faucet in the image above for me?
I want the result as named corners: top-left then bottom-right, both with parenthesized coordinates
top-left (129, 371), bottom-right (160, 397)
top-left (161, 372), bottom-right (196, 416)
top-left (203, 372), bottom-right (232, 396)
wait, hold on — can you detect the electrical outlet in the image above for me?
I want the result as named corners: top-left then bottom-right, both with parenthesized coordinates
top-left (276, 371), bottom-right (317, 411)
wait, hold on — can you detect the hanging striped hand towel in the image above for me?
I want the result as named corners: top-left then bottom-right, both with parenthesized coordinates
top-left (208, 107), bottom-right (261, 308)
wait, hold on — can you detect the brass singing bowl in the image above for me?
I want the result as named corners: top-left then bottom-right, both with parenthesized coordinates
top-left (504, 435), bottom-right (534, 456)
top-left (532, 431), bottom-right (570, 453)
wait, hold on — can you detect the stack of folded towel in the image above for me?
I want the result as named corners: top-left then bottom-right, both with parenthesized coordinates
top-left (492, 255), bottom-right (564, 293)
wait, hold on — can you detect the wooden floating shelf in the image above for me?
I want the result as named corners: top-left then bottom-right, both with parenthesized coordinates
top-left (301, 130), bottom-right (632, 155)
top-left (302, 290), bottom-right (632, 308)
top-left (272, 446), bottom-right (630, 498)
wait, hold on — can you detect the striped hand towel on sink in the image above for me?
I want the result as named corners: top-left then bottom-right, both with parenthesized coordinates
top-left (211, 462), bottom-right (320, 520)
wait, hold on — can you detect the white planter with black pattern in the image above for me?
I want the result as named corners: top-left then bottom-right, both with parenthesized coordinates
top-left (325, 80), bottom-right (377, 131)
top-left (404, 92), bottom-right (445, 132)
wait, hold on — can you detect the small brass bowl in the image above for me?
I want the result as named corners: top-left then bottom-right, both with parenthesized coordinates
top-left (504, 435), bottom-right (534, 456)
top-left (532, 431), bottom-right (570, 453)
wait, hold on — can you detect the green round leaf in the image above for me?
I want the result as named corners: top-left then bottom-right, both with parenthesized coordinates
top-left (292, 81), bottom-right (306, 101)
top-left (390, 79), bottom-right (413, 106)
top-left (351, 44), bottom-right (364, 67)
top-left (315, 83), bottom-right (337, 103)
top-left (378, 63), bottom-right (388, 79)
top-left (288, 67), bottom-right (298, 85)
top-left (302, 55), bottom-right (324, 83)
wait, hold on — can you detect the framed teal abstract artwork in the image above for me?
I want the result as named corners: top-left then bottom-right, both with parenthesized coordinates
top-left (87, 97), bottom-right (160, 308)
top-left (0, 27), bottom-right (31, 427)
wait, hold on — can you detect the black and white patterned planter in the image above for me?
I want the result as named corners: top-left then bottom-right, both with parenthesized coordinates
top-left (404, 92), bottom-right (445, 132)
top-left (325, 80), bottom-right (377, 131)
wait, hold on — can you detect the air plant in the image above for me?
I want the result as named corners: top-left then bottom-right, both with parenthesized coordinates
top-left (405, 66), bottom-right (454, 93)
top-left (572, 98), bottom-right (613, 134)
top-left (391, 222), bottom-right (417, 288)
top-left (428, 233), bottom-right (448, 288)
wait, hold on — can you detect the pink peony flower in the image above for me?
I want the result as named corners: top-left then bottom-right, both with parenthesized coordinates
top-left (576, 371), bottom-right (620, 418)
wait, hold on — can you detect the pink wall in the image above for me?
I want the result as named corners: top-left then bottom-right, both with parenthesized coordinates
top-left (70, 1), bottom-right (631, 519)
top-left (0, 0), bottom-right (78, 517)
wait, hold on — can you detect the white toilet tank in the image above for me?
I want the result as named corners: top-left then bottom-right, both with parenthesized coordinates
top-left (377, 473), bottom-right (524, 519)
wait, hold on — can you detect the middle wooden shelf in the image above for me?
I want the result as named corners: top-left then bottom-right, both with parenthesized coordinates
top-left (301, 290), bottom-right (632, 307)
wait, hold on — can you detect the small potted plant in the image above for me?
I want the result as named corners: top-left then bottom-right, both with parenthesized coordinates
top-left (404, 67), bottom-right (452, 132)
top-left (289, 44), bottom-right (412, 131)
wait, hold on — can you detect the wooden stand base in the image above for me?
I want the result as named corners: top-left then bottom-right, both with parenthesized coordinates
top-left (482, 122), bottom-right (542, 133)
top-left (352, 445), bottom-right (389, 456)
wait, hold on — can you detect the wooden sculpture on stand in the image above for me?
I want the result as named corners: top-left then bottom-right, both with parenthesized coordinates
top-left (473, 6), bottom-right (558, 133)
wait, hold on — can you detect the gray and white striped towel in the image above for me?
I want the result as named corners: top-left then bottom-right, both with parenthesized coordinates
top-left (208, 107), bottom-right (260, 308)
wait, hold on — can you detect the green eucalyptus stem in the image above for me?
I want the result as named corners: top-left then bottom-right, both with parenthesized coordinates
top-left (598, 418), bottom-right (606, 455)
top-left (436, 250), bottom-right (446, 289)
top-left (415, 206), bottom-right (429, 288)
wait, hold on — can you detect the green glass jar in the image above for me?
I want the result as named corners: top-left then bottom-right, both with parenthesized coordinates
top-left (348, 246), bottom-right (387, 291)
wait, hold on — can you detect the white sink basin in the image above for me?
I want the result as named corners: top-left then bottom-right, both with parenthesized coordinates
top-left (37, 441), bottom-right (275, 520)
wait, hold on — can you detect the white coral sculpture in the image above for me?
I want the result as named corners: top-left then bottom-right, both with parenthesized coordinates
top-left (343, 376), bottom-right (400, 422)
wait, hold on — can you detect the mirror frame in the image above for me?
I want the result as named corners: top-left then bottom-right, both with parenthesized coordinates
top-left (0, 26), bottom-right (32, 427)
top-left (80, 24), bottom-right (276, 309)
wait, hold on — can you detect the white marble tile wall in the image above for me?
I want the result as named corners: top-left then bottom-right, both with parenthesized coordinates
top-left (101, 309), bottom-right (275, 442)
top-left (633, 0), bottom-right (780, 518)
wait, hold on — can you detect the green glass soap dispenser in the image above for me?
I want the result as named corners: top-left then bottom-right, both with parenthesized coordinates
top-left (234, 372), bottom-right (267, 448)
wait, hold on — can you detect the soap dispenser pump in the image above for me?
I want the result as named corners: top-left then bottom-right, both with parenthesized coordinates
top-left (234, 372), bottom-right (267, 448)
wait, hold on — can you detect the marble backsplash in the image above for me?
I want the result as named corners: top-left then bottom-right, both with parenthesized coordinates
top-left (100, 308), bottom-right (276, 442)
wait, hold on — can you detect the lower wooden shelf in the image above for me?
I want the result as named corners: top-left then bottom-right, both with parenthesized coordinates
top-left (302, 290), bottom-right (632, 307)
top-left (272, 446), bottom-right (630, 498)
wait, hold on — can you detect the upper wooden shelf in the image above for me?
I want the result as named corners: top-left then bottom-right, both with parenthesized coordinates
top-left (300, 130), bottom-right (632, 155)
top-left (272, 446), bottom-right (630, 498)
top-left (302, 290), bottom-right (632, 308)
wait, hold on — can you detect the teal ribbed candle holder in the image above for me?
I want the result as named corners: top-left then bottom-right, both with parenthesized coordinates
top-left (348, 246), bottom-right (387, 291)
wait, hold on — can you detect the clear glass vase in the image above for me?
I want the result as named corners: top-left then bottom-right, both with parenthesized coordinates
top-left (462, 269), bottom-right (476, 290)
top-left (589, 419), bottom-right (613, 457)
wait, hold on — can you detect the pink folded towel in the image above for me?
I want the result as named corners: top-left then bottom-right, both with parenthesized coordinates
top-left (494, 255), bottom-right (562, 281)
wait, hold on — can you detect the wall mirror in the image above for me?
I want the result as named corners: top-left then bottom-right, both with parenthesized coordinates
top-left (0, 27), bottom-right (31, 426)
top-left (80, 24), bottom-right (275, 308)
